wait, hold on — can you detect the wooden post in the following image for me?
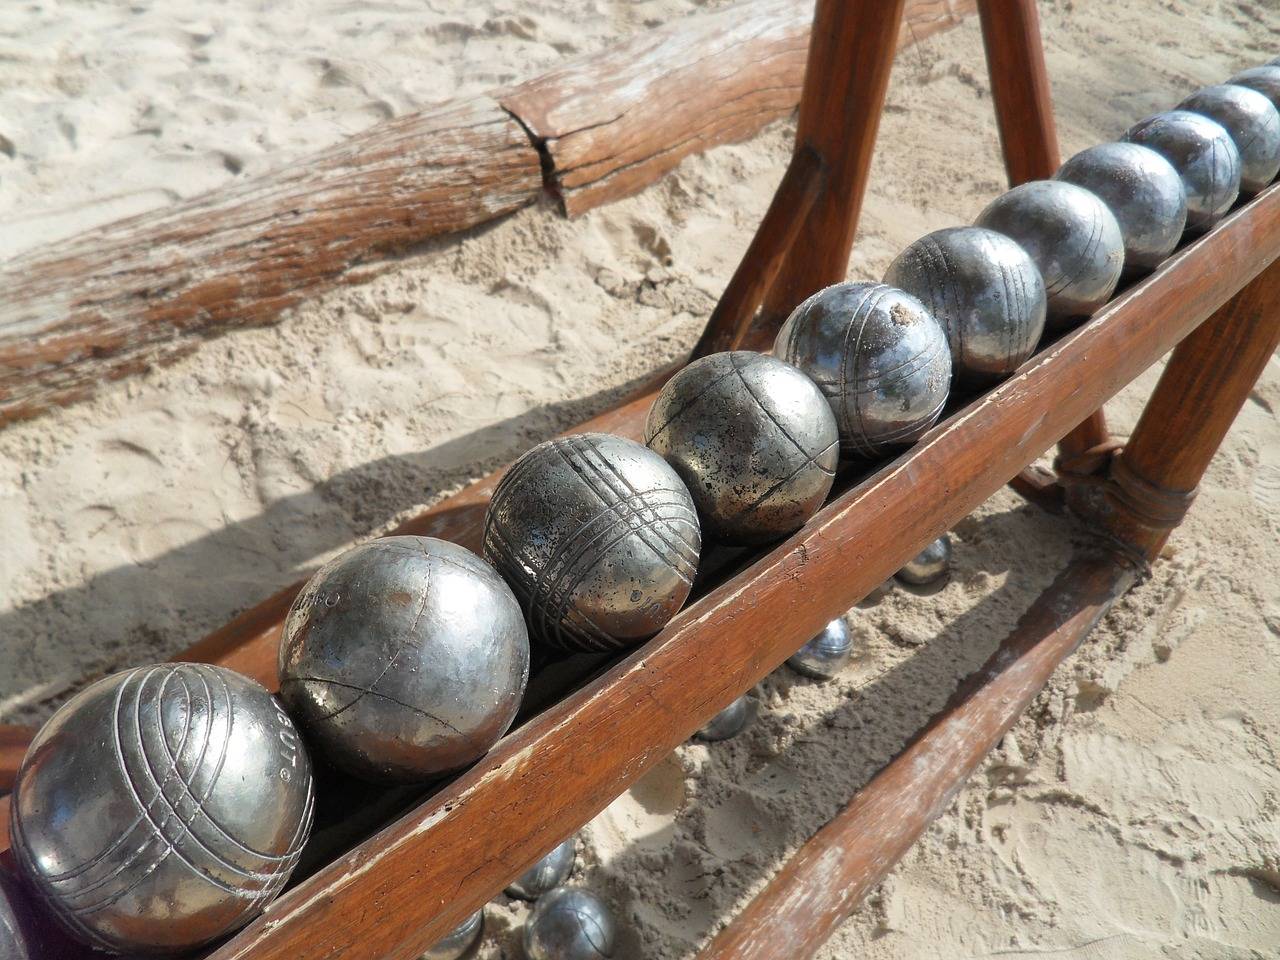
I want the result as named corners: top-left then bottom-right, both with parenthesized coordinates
top-left (757, 0), bottom-right (910, 328)
top-left (695, 552), bottom-right (1136, 960)
top-left (0, 726), bottom-right (33, 794)
top-left (1101, 259), bottom-right (1280, 561)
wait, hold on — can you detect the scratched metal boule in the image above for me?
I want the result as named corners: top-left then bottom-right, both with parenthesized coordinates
top-left (694, 694), bottom-right (754, 741)
top-left (523, 887), bottom-right (617, 960)
top-left (506, 838), bottom-right (577, 900)
top-left (1178, 83), bottom-right (1280, 194)
top-left (279, 535), bottom-right (530, 783)
top-left (774, 281), bottom-right (952, 459)
top-left (422, 908), bottom-right (483, 960)
top-left (483, 433), bottom-right (701, 654)
top-left (1227, 66), bottom-right (1280, 114)
top-left (897, 534), bottom-right (953, 586)
top-left (1124, 110), bottom-right (1242, 231)
top-left (645, 351), bottom-right (838, 545)
top-left (787, 616), bottom-right (853, 680)
top-left (10, 663), bottom-right (314, 954)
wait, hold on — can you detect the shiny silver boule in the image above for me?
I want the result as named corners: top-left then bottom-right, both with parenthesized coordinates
top-left (1178, 84), bottom-right (1280, 194)
top-left (644, 352), bottom-right (838, 544)
top-left (774, 282), bottom-right (951, 459)
top-left (787, 617), bottom-right (853, 680)
top-left (523, 887), bottom-right (616, 960)
top-left (279, 536), bottom-right (530, 783)
top-left (884, 226), bottom-right (1048, 383)
top-left (975, 180), bottom-right (1124, 329)
top-left (1054, 142), bottom-right (1188, 273)
top-left (694, 695), bottom-right (754, 742)
top-left (1228, 66), bottom-right (1280, 113)
top-left (484, 434), bottom-right (701, 653)
top-left (10, 664), bottom-right (315, 954)
top-left (1124, 110), bottom-right (1242, 231)
top-left (506, 838), bottom-right (577, 900)
top-left (422, 909), bottom-right (483, 960)
top-left (896, 535), bottom-right (953, 586)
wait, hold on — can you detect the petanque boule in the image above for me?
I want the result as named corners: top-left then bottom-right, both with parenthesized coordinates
top-left (523, 887), bottom-right (617, 960)
top-left (1054, 142), bottom-right (1188, 273)
top-left (787, 616), bottom-right (853, 680)
top-left (484, 433), bottom-right (701, 653)
top-left (506, 838), bottom-right (577, 900)
top-left (896, 535), bottom-right (953, 586)
top-left (1178, 83), bottom-right (1280, 194)
top-left (695, 694), bottom-right (754, 741)
top-left (975, 180), bottom-right (1124, 329)
top-left (644, 351), bottom-right (838, 544)
top-left (1124, 110), bottom-right (1242, 231)
top-left (10, 663), bottom-right (315, 954)
top-left (422, 909), bottom-right (484, 960)
top-left (1228, 66), bottom-right (1280, 113)
top-left (774, 281), bottom-right (951, 459)
top-left (883, 226), bottom-right (1047, 384)
top-left (279, 535), bottom-right (530, 783)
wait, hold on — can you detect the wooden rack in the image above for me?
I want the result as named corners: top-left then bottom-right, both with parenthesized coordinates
top-left (3, 0), bottom-right (1278, 958)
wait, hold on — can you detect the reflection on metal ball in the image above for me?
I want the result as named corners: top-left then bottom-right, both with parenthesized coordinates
top-left (645, 351), bottom-right (838, 544)
top-left (422, 909), bottom-right (483, 960)
top-left (787, 617), bottom-right (853, 681)
top-left (1178, 84), bottom-right (1280, 194)
top-left (1124, 110), bottom-right (1242, 231)
top-left (695, 695), bottom-right (754, 742)
top-left (897, 535), bottom-right (953, 586)
top-left (0, 872), bottom-right (32, 960)
top-left (279, 536), bottom-right (530, 783)
top-left (10, 664), bottom-right (315, 954)
top-left (506, 839), bottom-right (577, 900)
top-left (884, 226), bottom-right (1047, 384)
top-left (774, 282), bottom-right (951, 459)
top-left (523, 887), bottom-right (617, 960)
top-left (975, 180), bottom-right (1124, 330)
top-left (484, 433), bottom-right (701, 654)
top-left (1054, 142), bottom-right (1188, 273)
top-left (1228, 66), bottom-right (1280, 113)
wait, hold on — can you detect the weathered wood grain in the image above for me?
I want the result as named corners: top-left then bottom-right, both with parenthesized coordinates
top-left (0, 97), bottom-right (542, 425)
top-left (502, 0), bottom-right (978, 217)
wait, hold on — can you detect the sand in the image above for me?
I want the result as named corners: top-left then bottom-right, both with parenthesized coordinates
top-left (2, 0), bottom-right (1278, 957)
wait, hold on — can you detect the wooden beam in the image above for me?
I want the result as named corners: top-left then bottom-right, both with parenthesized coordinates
top-left (502, 0), bottom-right (977, 218)
top-left (696, 552), bottom-right (1135, 960)
top-left (0, 726), bottom-right (33, 794)
top-left (0, 98), bottom-right (542, 426)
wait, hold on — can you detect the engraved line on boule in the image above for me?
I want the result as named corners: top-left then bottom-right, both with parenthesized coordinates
top-left (726, 350), bottom-right (826, 462)
top-left (727, 437), bottom-right (841, 525)
top-left (282, 676), bottom-right (478, 745)
top-left (644, 362), bottom-right (745, 443)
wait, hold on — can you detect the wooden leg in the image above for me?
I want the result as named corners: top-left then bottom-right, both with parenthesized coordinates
top-left (755, 0), bottom-right (909, 330)
top-left (1101, 259), bottom-right (1280, 561)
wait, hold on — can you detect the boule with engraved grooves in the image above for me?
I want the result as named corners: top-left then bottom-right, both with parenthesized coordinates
top-left (1178, 84), bottom-right (1280, 194)
top-left (1124, 110), bottom-right (1242, 232)
top-left (1054, 143), bottom-right (1188, 273)
top-left (1228, 66), bottom-right (1280, 113)
top-left (695, 694), bottom-right (754, 742)
top-left (884, 226), bottom-right (1047, 384)
top-left (897, 535), bottom-right (953, 586)
top-left (422, 908), bottom-right (484, 960)
top-left (773, 282), bottom-right (951, 459)
top-left (787, 616), bottom-right (853, 680)
top-left (506, 838), bottom-right (577, 900)
top-left (279, 536), bottom-right (529, 783)
top-left (9, 663), bottom-right (315, 955)
top-left (644, 351), bottom-right (838, 544)
top-left (974, 180), bottom-right (1124, 329)
top-left (524, 887), bottom-right (617, 960)
top-left (483, 433), bottom-right (701, 654)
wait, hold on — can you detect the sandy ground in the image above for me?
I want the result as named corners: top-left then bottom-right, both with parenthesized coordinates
top-left (2, 0), bottom-right (1279, 958)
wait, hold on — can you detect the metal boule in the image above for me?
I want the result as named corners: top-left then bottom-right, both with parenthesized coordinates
top-left (975, 180), bottom-right (1124, 330)
top-left (523, 887), bottom-right (617, 960)
top-left (787, 616), bottom-right (853, 681)
top-left (644, 351), bottom-right (838, 544)
top-left (483, 433), bottom-right (701, 654)
top-left (10, 663), bottom-right (315, 954)
top-left (422, 909), bottom-right (484, 960)
top-left (506, 838), bottom-right (577, 900)
top-left (896, 534), bottom-right (953, 586)
top-left (1054, 142), bottom-right (1188, 273)
top-left (279, 535), bottom-right (530, 783)
top-left (1227, 66), bottom-right (1280, 114)
top-left (1124, 110), bottom-right (1242, 231)
top-left (1178, 83), bottom-right (1280, 194)
top-left (694, 694), bottom-right (754, 742)
top-left (884, 226), bottom-right (1048, 383)
top-left (773, 281), bottom-right (951, 459)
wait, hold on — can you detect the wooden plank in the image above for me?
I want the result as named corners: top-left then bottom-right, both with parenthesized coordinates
top-left (502, 0), bottom-right (978, 218)
top-left (695, 552), bottom-right (1135, 960)
top-left (0, 725), bottom-right (33, 794)
top-left (176, 185), bottom-right (1279, 960)
top-left (0, 97), bottom-right (543, 426)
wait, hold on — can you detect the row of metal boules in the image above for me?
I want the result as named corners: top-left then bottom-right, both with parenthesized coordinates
top-left (6, 58), bottom-right (1280, 958)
